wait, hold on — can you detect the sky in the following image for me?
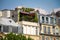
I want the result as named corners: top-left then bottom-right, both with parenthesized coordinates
top-left (0, 0), bottom-right (60, 13)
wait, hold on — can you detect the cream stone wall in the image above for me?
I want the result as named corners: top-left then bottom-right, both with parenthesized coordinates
top-left (18, 21), bottom-right (39, 35)
top-left (20, 21), bottom-right (39, 27)
top-left (40, 24), bottom-right (59, 35)
top-left (24, 34), bottom-right (40, 40)
top-left (40, 35), bottom-right (60, 40)
top-left (41, 24), bottom-right (53, 34)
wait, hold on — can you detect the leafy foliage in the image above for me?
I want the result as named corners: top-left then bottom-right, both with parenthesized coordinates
top-left (21, 7), bottom-right (35, 12)
top-left (19, 13), bottom-right (38, 22)
top-left (1, 33), bottom-right (33, 40)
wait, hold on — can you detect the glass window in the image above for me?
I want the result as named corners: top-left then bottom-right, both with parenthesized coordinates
top-left (12, 27), bottom-right (18, 33)
top-left (40, 24), bottom-right (42, 31)
top-left (46, 17), bottom-right (48, 23)
top-left (12, 15), bottom-right (14, 18)
top-left (52, 26), bottom-right (55, 34)
top-left (44, 26), bottom-right (46, 33)
top-left (50, 17), bottom-right (53, 24)
top-left (9, 20), bottom-right (12, 23)
top-left (46, 37), bottom-right (48, 40)
top-left (50, 37), bottom-right (52, 40)
top-left (56, 28), bottom-right (59, 35)
top-left (54, 18), bottom-right (56, 24)
top-left (56, 38), bottom-right (59, 40)
top-left (0, 25), bottom-right (1, 32)
top-left (58, 19), bottom-right (60, 23)
top-left (42, 36), bottom-right (45, 40)
top-left (42, 16), bottom-right (44, 23)
top-left (3, 26), bottom-right (9, 32)
top-left (36, 27), bottom-right (38, 35)
top-left (48, 27), bottom-right (50, 34)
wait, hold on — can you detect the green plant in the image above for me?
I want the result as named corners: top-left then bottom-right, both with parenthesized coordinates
top-left (2, 33), bottom-right (33, 40)
top-left (34, 13), bottom-right (38, 22)
top-left (19, 13), bottom-right (38, 22)
top-left (27, 36), bottom-right (33, 40)
top-left (21, 7), bottom-right (34, 12)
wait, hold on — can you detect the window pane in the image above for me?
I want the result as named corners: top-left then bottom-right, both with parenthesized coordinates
top-left (46, 37), bottom-right (48, 40)
top-left (3, 26), bottom-right (9, 32)
top-left (56, 38), bottom-right (59, 40)
top-left (0, 26), bottom-right (1, 32)
top-left (46, 17), bottom-right (48, 23)
top-left (52, 26), bottom-right (55, 34)
top-left (42, 16), bottom-right (44, 23)
top-left (44, 26), bottom-right (46, 33)
top-left (50, 37), bottom-right (52, 40)
top-left (42, 36), bottom-right (45, 40)
top-left (12, 27), bottom-right (18, 33)
top-left (48, 27), bottom-right (50, 34)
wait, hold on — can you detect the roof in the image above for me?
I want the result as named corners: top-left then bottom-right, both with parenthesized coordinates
top-left (0, 18), bottom-right (19, 26)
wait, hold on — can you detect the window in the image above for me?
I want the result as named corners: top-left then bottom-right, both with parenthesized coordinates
top-left (50, 37), bottom-right (52, 40)
top-left (12, 15), bottom-right (14, 18)
top-left (56, 38), bottom-right (59, 40)
top-left (56, 28), bottom-right (59, 35)
top-left (12, 27), bottom-right (18, 33)
top-left (40, 23), bottom-right (42, 32)
top-left (42, 36), bottom-right (45, 40)
top-left (3, 26), bottom-right (9, 32)
top-left (0, 26), bottom-right (1, 32)
top-left (46, 17), bottom-right (48, 23)
top-left (9, 20), bottom-right (12, 23)
top-left (44, 26), bottom-right (46, 34)
top-left (50, 17), bottom-right (53, 24)
top-left (42, 16), bottom-right (44, 23)
top-left (46, 37), bottom-right (48, 40)
top-left (36, 27), bottom-right (38, 35)
top-left (54, 18), bottom-right (56, 24)
top-left (58, 19), bottom-right (60, 23)
top-left (52, 26), bottom-right (55, 34)
top-left (48, 27), bottom-right (50, 34)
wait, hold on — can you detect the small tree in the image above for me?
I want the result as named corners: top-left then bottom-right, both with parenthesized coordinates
top-left (2, 33), bottom-right (33, 40)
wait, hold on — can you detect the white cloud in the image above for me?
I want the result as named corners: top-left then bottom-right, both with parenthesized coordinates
top-left (34, 8), bottom-right (48, 15)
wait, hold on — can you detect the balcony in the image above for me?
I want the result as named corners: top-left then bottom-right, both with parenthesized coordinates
top-left (17, 7), bottom-right (38, 22)
top-left (19, 12), bottom-right (38, 22)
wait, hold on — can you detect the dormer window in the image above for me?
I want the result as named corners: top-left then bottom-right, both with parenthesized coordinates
top-left (42, 16), bottom-right (44, 23)
top-left (9, 20), bottom-right (12, 23)
top-left (46, 17), bottom-right (48, 23)
top-left (12, 15), bottom-right (14, 18)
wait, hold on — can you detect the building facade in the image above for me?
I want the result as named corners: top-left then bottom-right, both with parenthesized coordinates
top-left (16, 7), bottom-right (60, 40)
top-left (0, 18), bottom-right (22, 34)
top-left (0, 6), bottom-right (60, 40)
top-left (18, 21), bottom-right (39, 35)
top-left (39, 15), bottom-right (60, 40)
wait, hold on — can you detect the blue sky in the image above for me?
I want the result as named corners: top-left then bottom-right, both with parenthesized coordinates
top-left (0, 0), bottom-right (60, 13)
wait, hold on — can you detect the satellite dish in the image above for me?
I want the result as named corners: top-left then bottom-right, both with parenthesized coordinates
top-left (56, 11), bottom-right (60, 17)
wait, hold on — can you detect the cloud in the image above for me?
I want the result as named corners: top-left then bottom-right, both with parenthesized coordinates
top-left (34, 8), bottom-right (48, 15)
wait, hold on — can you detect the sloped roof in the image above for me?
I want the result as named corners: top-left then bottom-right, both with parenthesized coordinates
top-left (0, 18), bottom-right (19, 26)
